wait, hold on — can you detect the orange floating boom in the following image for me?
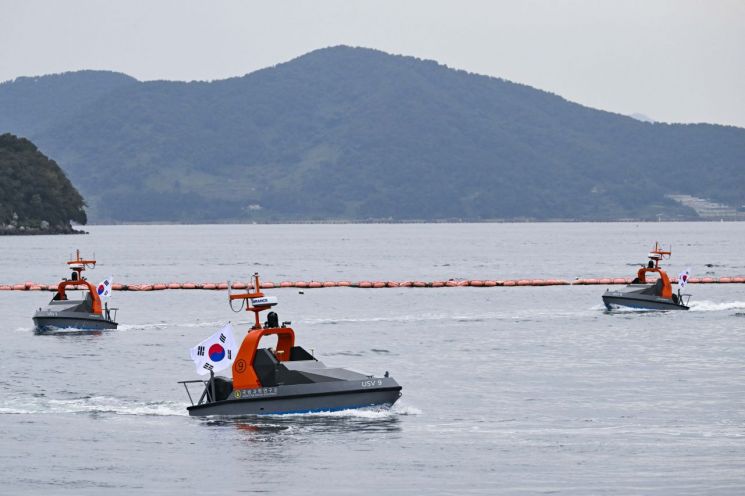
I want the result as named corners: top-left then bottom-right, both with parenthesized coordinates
top-left (3, 275), bottom-right (745, 291)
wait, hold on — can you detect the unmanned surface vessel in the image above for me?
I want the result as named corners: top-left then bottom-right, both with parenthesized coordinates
top-left (180, 274), bottom-right (402, 416)
top-left (33, 250), bottom-right (118, 331)
top-left (602, 242), bottom-right (690, 311)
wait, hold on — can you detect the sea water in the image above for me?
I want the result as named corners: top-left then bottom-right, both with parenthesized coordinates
top-left (1, 222), bottom-right (744, 494)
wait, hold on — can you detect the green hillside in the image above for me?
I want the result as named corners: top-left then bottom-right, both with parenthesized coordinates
top-left (0, 133), bottom-right (87, 233)
top-left (0, 46), bottom-right (743, 222)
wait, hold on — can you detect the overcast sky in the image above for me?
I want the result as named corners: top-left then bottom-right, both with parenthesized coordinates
top-left (2, 0), bottom-right (744, 127)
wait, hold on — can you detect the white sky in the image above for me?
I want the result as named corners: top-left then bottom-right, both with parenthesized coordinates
top-left (2, 0), bottom-right (744, 127)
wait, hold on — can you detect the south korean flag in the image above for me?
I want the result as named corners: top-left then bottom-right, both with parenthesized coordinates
top-left (96, 276), bottom-right (114, 299)
top-left (190, 324), bottom-right (237, 375)
top-left (678, 268), bottom-right (691, 289)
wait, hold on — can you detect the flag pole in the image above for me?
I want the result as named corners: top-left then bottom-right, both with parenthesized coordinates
top-left (209, 368), bottom-right (215, 403)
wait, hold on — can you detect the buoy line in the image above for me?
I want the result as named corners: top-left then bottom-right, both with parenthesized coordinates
top-left (2, 276), bottom-right (744, 291)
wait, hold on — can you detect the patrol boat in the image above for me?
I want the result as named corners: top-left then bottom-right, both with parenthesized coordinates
top-left (602, 242), bottom-right (691, 311)
top-left (180, 273), bottom-right (402, 416)
top-left (33, 250), bottom-right (118, 331)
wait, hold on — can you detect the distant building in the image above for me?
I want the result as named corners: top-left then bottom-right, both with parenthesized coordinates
top-left (666, 194), bottom-right (745, 220)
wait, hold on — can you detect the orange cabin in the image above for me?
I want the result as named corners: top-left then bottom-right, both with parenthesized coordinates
top-left (632, 242), bottom-right (674, 299)
top-left (231, 326), bottom-right (296, 389)
top-left (228, 273), bottom-right (299, 389)
top-left (52, 250), bottom-right (104, 315)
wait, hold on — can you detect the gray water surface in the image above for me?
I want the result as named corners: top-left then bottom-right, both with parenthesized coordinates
top-left (1, 223), bottom-right (744, 495)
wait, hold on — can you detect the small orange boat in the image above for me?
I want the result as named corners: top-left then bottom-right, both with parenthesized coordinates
top-left (32, 250), bottom-right (118, 331)
top-left (602, 242), bottom-right (690, 311)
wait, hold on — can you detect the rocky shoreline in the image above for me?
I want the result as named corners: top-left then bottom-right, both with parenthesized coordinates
top-left (0, 221), bottom-right (86, 235)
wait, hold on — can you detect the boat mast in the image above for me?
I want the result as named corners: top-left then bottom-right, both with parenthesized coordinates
top-left (228, 272), bottom-right (274, 330)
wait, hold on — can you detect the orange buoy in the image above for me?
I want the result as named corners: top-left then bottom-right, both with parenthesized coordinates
top-left (599, 278), bottom-right (612, 285)
top-left (445, 281), bottom-right (457, 287)
top-left (0, 284), bottom-right (11, 290)
top-left (359, 281), bottom-right (372, 288)
top-left (719, 277), bottom-right (732, 283)
top-left (183, 283), bottom-right (197, 289)
top-left (733, 277), bottom-right (745, 283)
top-left (168, 283), bottom-right (182, 289)
top-left (152, 284), bottom-right (167, 290)
top-left (399, 281), bottom-right (412, 287)
top-left (702, 277), bottom-right (716, 284)
top-left (517, 279), bottom-right (531, 286)
top-left (308, 281), bottom-right (322, 288)
top-left (261, 282), bottom-right (275, 289)
top-left (323, 281), bottom-right (337, 287)
top-left (337, 281), bottom-right (351, 287)
top-left (469, 280), bottom-right (484, 287)
top-left (280, 281), bottom-right (294, 288)
top-left (503, 280), bottom-right (516, 287)
top-left (612, 278), bottom-right (626, 284)
top-left (413, 281), bottom-right (427, 287)
top-left (431, 281), bottom-right (445, 287)
top-left (231, 282), bottom-right (247, 289)
top-left (484, 280), bottom-right (497, 287)
top-left (372, 281), bottom-right (386, 288)
top-left (295, 281), bottom-right (308, 288)
top-left (203, 283), bottom-right (217, 290)
top-left (350, 281), bottom-right (361, 287)
top-left (386, 281), bottom-right (399, 288)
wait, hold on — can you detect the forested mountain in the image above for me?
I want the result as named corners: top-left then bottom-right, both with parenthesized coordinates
top-left (0, 133), bottom-right (87, 233)
top-left (1, 46), bottom-right (743, 222)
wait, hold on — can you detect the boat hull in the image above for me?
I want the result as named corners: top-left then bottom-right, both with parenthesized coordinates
top-left (187, 378), bottom-right (402, 416)
top-left (602, 293), bottom-right (689, 311)
top-left (33, 312), bottom-right (118, 332)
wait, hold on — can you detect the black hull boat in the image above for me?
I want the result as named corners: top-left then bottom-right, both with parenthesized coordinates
top-left (181, 273), bottom-right (402, 416)
top-left (183, 348), bottom-right (401, 416)
top-left (33, 251), bottom-right (118, 332)
top-left (33, 301), bottom-right (118, 331)
top-left (603, 286), bottom-right (689, 311)
top-left (602, 242), bottom-right (691, 312)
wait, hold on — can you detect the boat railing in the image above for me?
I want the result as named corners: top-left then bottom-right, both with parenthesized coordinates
top-left (103, 303), bottom-right (118, 322)
top-left (105, 307), bottom-right (119, 322)
top-left (178, 370), bottom-right (217, 406)
top-left (679, 293), bottom-right (692, 307)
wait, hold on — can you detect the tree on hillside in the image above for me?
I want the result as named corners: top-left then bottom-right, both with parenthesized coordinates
top-left (0, 133), bottom-right (87, 233)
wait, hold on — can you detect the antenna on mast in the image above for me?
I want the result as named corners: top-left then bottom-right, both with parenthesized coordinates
top-left (228, 273), bottom-right (278, 330)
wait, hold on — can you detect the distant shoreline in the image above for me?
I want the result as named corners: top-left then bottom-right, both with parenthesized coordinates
top-left (0, 228), bottom-right (87, 236)
top-left (82, 218), bottom-right (744, 226)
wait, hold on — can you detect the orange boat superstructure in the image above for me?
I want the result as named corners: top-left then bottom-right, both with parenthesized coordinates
top-left (54, 250), bottom-right (104, 313)
top-left (632, 242), bottom-right (674, 299)
top-left (228, 273), bottom-right (296, 389)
